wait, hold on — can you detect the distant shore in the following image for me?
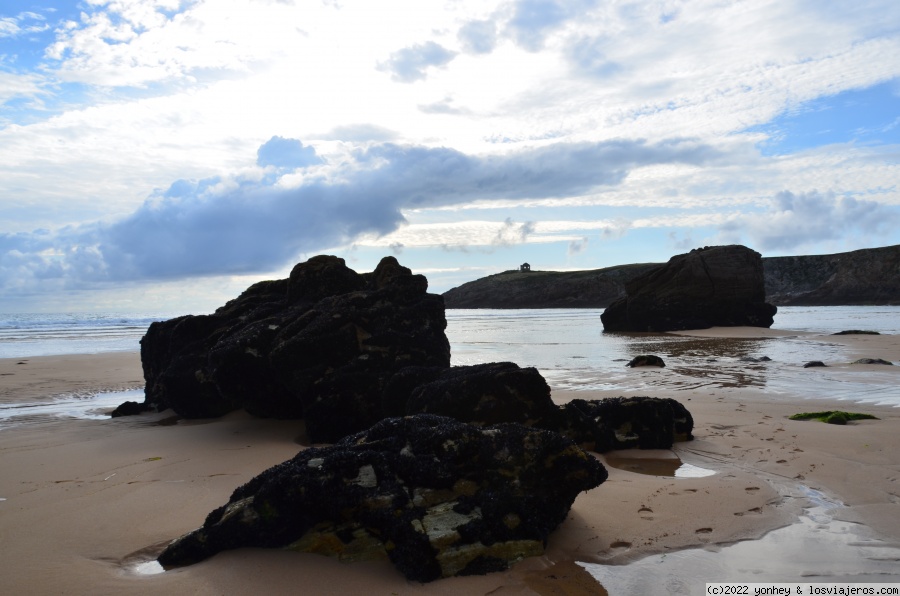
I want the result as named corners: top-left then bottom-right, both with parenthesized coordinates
top-left (1, 330), bottom-right (898, 593)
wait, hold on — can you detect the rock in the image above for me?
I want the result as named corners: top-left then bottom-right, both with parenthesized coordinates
top-left (404, 362), bottom-right (558, 427)
top-left (553, 396), bottom-right (694, 452)
top-left (625, 355), bottom-right (665, 368)
top-left (109, 400), bottom-right (152, 417)
top-left (851, 358), bottom-right (893, 365)
top-left (738, 356), bottom-right (771, 363)
top-left (156, 414), bottom-right (608, 582)
top-left (601, 245), bottom-right (777, 332)
top-left (130, 256), bottom-right (451, 443)
top-left (832, 330), bottom-right (880, 335)
top-left (803, 361), bottom-right (827, 368)
top-left (399, 364), bottom-right (693, 453)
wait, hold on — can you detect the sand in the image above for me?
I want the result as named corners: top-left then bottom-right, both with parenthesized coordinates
top-left (1, 333), bottom-right (899, 594)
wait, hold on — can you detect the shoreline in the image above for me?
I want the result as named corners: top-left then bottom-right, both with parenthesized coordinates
top-left (1, 330), bottom-right (899, 593)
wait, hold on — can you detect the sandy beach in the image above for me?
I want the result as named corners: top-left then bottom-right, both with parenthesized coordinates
top-left (1, 331), bottom-right (899, 594)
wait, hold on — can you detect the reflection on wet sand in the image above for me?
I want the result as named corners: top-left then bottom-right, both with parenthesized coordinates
top-left (578, 486), bottom-right (900, 593)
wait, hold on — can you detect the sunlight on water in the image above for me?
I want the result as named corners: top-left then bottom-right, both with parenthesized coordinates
top-left (446, 308), bottom-right (900, 406)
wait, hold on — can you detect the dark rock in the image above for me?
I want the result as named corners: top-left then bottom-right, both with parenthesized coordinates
top-left (738, 356), bottom-right (771, 363)
top-left (553, 396), bottom-right (694, 452)
top-left (851, 358), bottom-right (893, 365)
top-left (625, 355), bottom-right (665, 368)
top-left (156, 414), bottom-right (608, 582)
top-left (832, 330), bottom-right (880, 335)
top-left (601, 245), bottom-right (777, 332)
top-left (129, 255), bottom-right (451, 443)
top-left (405, 362), bottom-right (558, 427)
top-left (110, 400), bottom-right (152, 417)
top-left (803, 361), bottom-right (827, 368)
top-left (396, 363), bottom-right (693, 454)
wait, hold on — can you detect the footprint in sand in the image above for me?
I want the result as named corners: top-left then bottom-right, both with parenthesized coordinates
top-left (638, 506), bottom-right (654, 520)
top-left (745, 486), bottom-right (760, 492)
top-left (609, 540), bottom-right (632, 549)
top-left (695, 528), bottom-right (713, 543)
top-left (734, 507), bottom-right (763, 516)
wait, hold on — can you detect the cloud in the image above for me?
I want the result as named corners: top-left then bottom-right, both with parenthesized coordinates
top-left (318, 124), bottom-right (399, 143)
top-left (417, 97), bottom-right (472, 115)
top-left (566, 36), bottom-right (622, 79)
top-left (493, 218), bottom-right (535, 246)
top-left (256, 136), bottom-right (323, 169)
top-left (506, 0), bottom-right (597, 51)
top-left (377, 41), bottom-right (457, 83)
top-left (716, 190), bottom-right (900, 251)
top-left (567, 236), bottom-right (588, 255)
top-left (458, 19), bottom-right (498, 54)
top-left (0, 136), bottom-right (722, 293)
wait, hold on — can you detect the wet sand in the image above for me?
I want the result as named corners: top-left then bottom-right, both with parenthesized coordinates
top-left (0, 332), bottom-right (899, 594)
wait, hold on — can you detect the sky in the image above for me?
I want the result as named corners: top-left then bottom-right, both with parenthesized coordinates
top-left (1, 0), bottom-right (899, 314)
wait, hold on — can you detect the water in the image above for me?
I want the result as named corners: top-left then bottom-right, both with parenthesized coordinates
top-left (579, 486), bottom-right (900, 591)
top-left (0, 306), bottom-right (896, 429)
top-left (446, 307), bottom-right (900, 406)
top-left (0, 389), bottom-right (143, 430)
top-left (0, 312), bottom-right (182, 358)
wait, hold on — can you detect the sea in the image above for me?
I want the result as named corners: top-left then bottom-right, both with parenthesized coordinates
top-left (0, 306), bottom-right (898, 429)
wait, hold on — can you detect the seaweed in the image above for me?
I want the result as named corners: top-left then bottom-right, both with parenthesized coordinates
top-left (788, 411), bottom-right (880, 425)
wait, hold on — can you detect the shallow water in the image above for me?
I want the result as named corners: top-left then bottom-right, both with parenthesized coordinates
top-left (579, 486), bottom-right (900, 592)
top-left (446, 308), bottom-right (899, 406)
top-left (0, 388), bottom-right (143, 430)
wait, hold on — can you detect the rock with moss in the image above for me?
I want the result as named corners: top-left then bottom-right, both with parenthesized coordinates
top-left (789, 411), bottom-right (880, 425)
top-left (553, 396), bottom-right (695, 452)
top-left (131, 255), bottom-right (451, 442)
top-left (156, 414), bottom-right (608, 582)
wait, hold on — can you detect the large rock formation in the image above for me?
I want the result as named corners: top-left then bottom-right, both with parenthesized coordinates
top-left (134, 255), bottom-right (450, 442)
top-left (763, 245), bottom-right (900, 305)
top-left (157, 414), bottom-right (608, 582)
top-left (600, 245), bottom-right (777, 332)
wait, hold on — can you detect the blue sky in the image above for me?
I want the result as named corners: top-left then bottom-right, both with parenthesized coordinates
top-left (1, 0), bottom-right (899, 313)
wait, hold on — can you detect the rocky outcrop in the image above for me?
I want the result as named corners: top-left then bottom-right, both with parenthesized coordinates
top-left (135, 255), bottom-right (450, 442)
top-left (441, 244), bottom-right (900, 308)
top-left (763, 245), bottom-right (900, 305)
top-left (394, 362), bottom-right (693, 453)
top-left (442, 263), bottom-right (659, 309)
top-left (600, 245), bottom-right (777, 332)
top-left (157, 414), bottom-right (608, 582)
top-left (555, 396), bottom-right (694, 452)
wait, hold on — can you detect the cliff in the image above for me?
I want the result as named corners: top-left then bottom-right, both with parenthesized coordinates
top-left (442, 245), bottom-right (900, 308)
top-left (442, 263), bottom-right (659, 309)
top-left (763, 244), bottom-right (900, 305)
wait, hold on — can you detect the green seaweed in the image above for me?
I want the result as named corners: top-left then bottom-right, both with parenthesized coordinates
top-left (789, 411), bottom-right (880, 425)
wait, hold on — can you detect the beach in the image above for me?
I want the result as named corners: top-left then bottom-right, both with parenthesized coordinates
top-left (1, 330), bottom-right (899, 594)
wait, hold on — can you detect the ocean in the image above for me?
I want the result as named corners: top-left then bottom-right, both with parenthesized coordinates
top-left (0, 306), bottom-right (897, 429)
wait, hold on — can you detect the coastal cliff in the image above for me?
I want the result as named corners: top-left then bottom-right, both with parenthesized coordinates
top-left (763, 245), bottom-right (900, 305)
top-left (442, 244), bottom-right (900, 308)
top-left (441, 263), bottom-right (659, 309)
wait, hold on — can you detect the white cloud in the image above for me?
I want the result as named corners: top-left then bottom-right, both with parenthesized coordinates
top-left (377, 41), bottom-right (458, 83)
top-left (716, 190), bottom-right (900, 252)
